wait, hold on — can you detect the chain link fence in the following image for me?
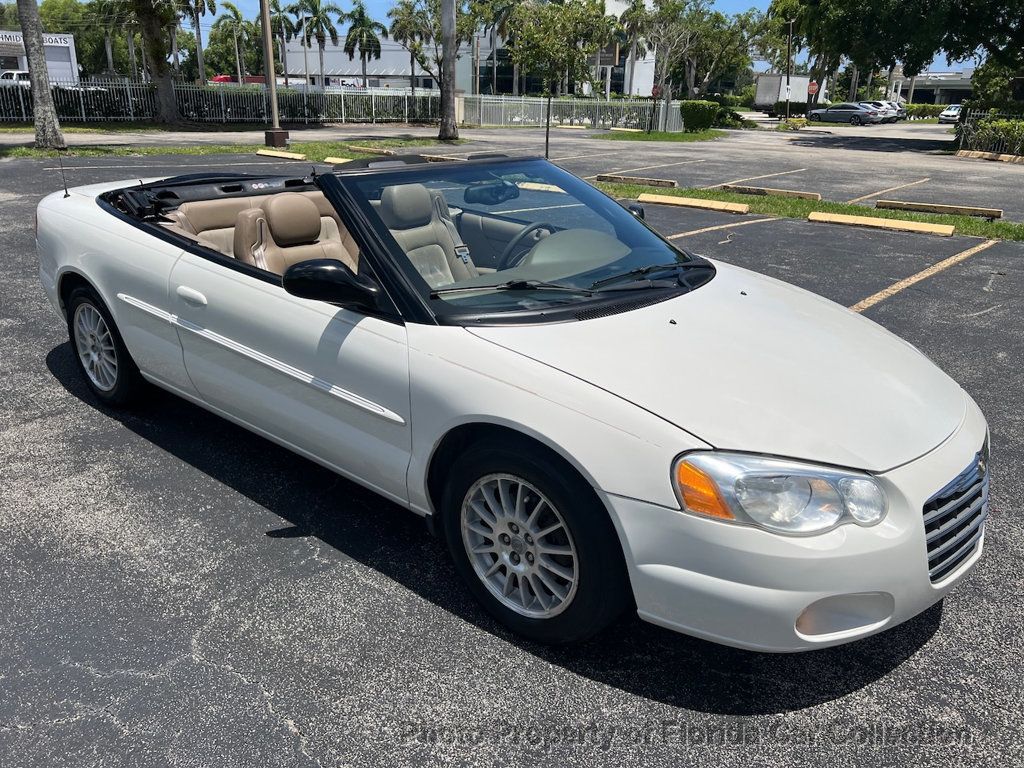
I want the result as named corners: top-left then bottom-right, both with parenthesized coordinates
top-left (958, 109), bottom-right (1024, 156)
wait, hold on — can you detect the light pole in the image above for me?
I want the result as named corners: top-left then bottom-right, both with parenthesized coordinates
top-left (785, 18), bottom-right (794, 121)
top-left (260, 0), bottom-right (287, 147)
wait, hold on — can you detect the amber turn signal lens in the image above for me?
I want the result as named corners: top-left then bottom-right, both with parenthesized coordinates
top-left (676, 461), bottom-right (734, 520)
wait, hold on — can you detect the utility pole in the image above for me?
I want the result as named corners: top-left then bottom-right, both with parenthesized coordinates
top-left (259, 0), bottom-right (286, 147)
top-left (785, 18), bottom-right (794, 120)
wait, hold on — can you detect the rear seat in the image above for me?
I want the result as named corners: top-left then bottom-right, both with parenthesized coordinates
top-left (161, 191), bottom-right (355, 261)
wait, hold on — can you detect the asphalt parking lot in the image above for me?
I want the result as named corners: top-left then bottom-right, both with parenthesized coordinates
top-left (1, 146), bottom-right (1022, 767)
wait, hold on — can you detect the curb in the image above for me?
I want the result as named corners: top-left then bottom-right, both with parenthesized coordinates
top-left (323, 156), bottom-right (352, 164)
top-left (956, 149), bottom-right (1024, 165)
top-left (596, 174), bottom-right (677, 188)
top-left (721, 184), bottom-right (821, 200)
top-left (637, 193), bottom-right (749, 214)
top-left (875, 200), bottom-right (1002, 219)
top-left (808, 211), bottom-right (954, 236)
top-left (256, 149), bottom-right (306, 160)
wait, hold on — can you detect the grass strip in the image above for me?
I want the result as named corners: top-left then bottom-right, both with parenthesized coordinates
top-left (592, 129), bottom-right (726, 143)
top-left (596, 181), bottom-right (1024, 241)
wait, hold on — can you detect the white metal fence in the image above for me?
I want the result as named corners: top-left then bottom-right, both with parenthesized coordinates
top-left (959, 109), bottom-right (1024, 156)
top-left (463, 95), bottom-right (684, 132)
top-left (0, 81), bottom-right (441, 124)
top-left (0, 81), bottom-right (685, 131)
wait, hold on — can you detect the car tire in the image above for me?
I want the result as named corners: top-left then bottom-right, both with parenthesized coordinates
top-left (850, 116), bottom-right (862, 125)
top-left (809, 113), bottom-right (821, 122)
top-left (66, 285), bottom-right (146, 406)
top-left (441, 439), bottom-right (630, 644)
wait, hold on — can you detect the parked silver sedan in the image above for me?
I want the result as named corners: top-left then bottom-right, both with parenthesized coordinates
top-left (808, 102), bottom-right (885, 125)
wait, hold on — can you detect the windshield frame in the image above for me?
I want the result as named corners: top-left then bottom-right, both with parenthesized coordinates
top-left (328, 157), bottom-right (716, 326)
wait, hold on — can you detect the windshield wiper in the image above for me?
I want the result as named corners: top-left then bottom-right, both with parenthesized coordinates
top-left (589, 259), bottom-right (713, 290)
top-left (430, 279), bottom-right (594, 298)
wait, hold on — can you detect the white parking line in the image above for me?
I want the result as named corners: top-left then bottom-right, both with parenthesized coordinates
top-left (667, 218), bottom-right (779, 239)
top-left (498, 203), bottom-right (585, 215)
top-left (705, 168), bottom-right (807, 189)
top-left (849, 239), bottom-right (998, 313)
top-left (846, 178), bottom-right (930, 204)
top-left (585, 158), bottom-right (705, 180)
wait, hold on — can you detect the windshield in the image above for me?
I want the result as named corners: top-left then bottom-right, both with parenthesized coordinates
top-left (338, 158), bottom-right (712, 320)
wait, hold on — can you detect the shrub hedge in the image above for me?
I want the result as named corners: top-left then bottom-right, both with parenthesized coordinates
top-left (680, 100), bottom-right (720, 132)
top-left (964, 117), bottom-right (1024, 155)
top-left (904, 104), bottom-right (946, 118)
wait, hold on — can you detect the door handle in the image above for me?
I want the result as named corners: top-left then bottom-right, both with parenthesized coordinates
top-left (176, 286), bottom-right (208, 306)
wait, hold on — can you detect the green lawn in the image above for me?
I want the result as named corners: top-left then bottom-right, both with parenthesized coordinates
top-left (0, 136), bottom-right (462, 160)
top-left (595, 182), bottom-right (1024, 241)
top-left (594, 129), bottom-right (727, 142)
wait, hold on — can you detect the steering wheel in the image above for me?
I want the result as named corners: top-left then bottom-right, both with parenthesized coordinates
top-left (497, 222), bottom-right (554, 271)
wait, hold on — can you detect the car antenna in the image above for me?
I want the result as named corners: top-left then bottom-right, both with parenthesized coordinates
top-left (56, 152), bottom-right (70, 198)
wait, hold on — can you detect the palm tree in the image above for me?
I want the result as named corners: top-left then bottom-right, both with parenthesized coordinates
top-left (180, 0), bottom-right (216, 84)
top-left (619, 0), bottom-right (648, 96)
top-left (269, 0), bottom-right (297, 87)
top-left (482, 1), bottom-right (516, 95)
top-left (388, 0), bottom-right (426, 94)
top-left (341, 1), bottom-right (388, 88)
top-left (87, 0), bottom-right (122, 74)
top-left (16, 0), bottom-right (64, 148)
top-left (439, 0), bottom-right (456, 139)
top-left (213, 1), bottom-right (247, 84)
top-left (298, 0), bottom-right (343, 90)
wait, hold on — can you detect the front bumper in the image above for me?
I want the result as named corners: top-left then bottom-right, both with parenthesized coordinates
top-left (604, 394), bottom-right (988, 652)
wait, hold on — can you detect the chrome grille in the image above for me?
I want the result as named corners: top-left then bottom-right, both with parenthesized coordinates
top-left (923, 441), bottom-right (990, 583)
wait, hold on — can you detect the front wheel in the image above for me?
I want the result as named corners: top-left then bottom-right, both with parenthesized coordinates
top-left (809, 113), bottom-right (821, 122)
top-left (66, 285), bottom-right (145, 406)
top-left (441, 440), bottom-right (630, 644)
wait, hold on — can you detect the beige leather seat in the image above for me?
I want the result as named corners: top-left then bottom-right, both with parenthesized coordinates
top-left (164, 191), bottom-right (356, 258)
top-left (378, 183), bottom-right (479, 288)
top-left (232, 192), bottom-right (359, 275)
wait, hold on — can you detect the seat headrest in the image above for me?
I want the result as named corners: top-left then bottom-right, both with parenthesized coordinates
top-left (261, 192), bottom-right (321, 246)
top-left (379, 183), bottom-right (434, 230)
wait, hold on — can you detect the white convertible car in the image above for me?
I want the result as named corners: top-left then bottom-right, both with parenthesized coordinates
top-left (36, 154), bottom-right (989, 651)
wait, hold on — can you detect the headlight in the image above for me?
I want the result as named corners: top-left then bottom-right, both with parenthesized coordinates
top-left (673, 452), bottom-right (887, 535)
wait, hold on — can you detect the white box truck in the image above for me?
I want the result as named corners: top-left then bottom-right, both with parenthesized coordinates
top-left (754, 74), bottom-right (811, 116)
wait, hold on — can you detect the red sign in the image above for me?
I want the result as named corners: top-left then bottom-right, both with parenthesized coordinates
top-left (808, 81), bottom-right (819, 95)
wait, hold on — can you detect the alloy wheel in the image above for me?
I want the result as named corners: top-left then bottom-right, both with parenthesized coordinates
top-left (73, 302), bottom-right (118, 392)
top-left (460, 473), bottom-right (579, 618)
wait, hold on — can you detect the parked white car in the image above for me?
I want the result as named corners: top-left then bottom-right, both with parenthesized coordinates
top-left (939, 104), bottom-right (963, 124)
top-left (35, 155), bottom-right (990, 651)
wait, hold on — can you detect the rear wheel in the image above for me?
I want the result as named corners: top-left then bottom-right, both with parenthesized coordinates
top-left (809, 113), bottom-right (821, 122)
top-left (66, 286), bottom-right (145, 406)
top-left (441, 440), bottom-right (630, 644)
top-left (850, 116), bottom-right (862, 125)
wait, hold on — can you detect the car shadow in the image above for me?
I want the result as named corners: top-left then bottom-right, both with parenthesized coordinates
top-left (46, 341), bottom-right (941, 716)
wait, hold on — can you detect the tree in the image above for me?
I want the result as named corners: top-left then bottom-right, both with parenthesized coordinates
top-left (213, 1), bottom-right (247, 84)
top-left (509, 0), bottom-right (609, 154)
top-left (297, 0), bottom-right (342, 89)
top-left (180, 0), bottom-right (216, 83)
top-left (678, 10), bottom-right (763, 98)
top-left (86, 0), bottom-right (120, 73)
top-left (16, 0), bottom-right (65, 148)
top-left (439, 0), bottom-right (457, 139)
top-left (389, 0), bottom-right (427, 93)
top-left (618, 0), bottom-right (649, 96)
top-left (341, 0), bottom-right (388, 87)
top-left (132, 0), bottom-right (178, 121)
top-left (269, 0), bottom-right (296, 87)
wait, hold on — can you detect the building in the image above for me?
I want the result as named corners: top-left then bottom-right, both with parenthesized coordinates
top-left (898, 70), bottom-right (974, 105)
top-left (0, 30), bottom-right (79, 83)
top-left (281, 0), bottom-right (655, 97)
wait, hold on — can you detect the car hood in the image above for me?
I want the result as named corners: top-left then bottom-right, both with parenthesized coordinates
top-left (468, 261), bottom-right (966, 472)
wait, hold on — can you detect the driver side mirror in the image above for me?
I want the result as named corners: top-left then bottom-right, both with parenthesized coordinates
top-left (627, 204), bottom-right (645, 220)
top-left (282, 259), bottom-right (382, 311)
